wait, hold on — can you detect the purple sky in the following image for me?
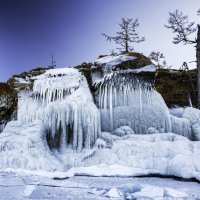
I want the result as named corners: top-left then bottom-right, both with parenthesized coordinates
top-left (0, 0), bottom-right (200, 82)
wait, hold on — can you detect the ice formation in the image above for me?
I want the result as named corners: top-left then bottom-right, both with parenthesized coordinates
top-left (1, 56), bottom-right (200, 180)
top-left (94, 71), bottom-right (172, 134)
top-left (72, 133), bottom-right (200, 181)
top-left (17, 68), bottom-right (101, 151)
top-left (0, 120), bottom-right (63, 170)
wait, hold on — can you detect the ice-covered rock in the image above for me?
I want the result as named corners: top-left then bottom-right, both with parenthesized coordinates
top-left (112, 126), bottom-right (134, 136)
top-left (192, 123), bottom-right (200, 141)
top-left (183, 107), bottom-right (200, 124)
top-left (82, 133), bottom-right (200, 181)
top-left (95, 71), bottom-right (172, 134)
top-left (146, 127), bottom-right (159, 134)
top-left (0, 120), bottom-right (63, 171)
top-left (18, 68), bottom-right (101, 151)
top-left (170, 115), bottom-right (192, 139)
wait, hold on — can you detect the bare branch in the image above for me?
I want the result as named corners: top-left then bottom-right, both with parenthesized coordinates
top-left (165, 10), bottom-right (196, 44)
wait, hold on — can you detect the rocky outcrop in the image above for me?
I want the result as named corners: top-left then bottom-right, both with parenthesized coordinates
top-left (155, 68), bottom-right (197, 108)
top-left (0, 67), bottom-right (51, 132)
top-left (0, 83), bottom-right (17, 131)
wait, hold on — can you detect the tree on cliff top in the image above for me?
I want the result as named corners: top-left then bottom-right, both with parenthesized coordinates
top-left (102, 18), bottom-right (145, 52)
top-left (165, 9), bottom-right (200, 108)
top-left (149, 51), bottom-right (166, 69)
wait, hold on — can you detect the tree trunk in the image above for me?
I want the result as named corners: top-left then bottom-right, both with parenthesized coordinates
top-left (125, 29), bottom-right (128, 52)
top-left (197, 24), bottom-right (200, 108)
top-left (125, 41), bottom-right (128, 52)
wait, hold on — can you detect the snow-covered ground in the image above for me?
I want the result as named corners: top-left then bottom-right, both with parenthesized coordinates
top-left (0, 172), bottom-right (200, 200)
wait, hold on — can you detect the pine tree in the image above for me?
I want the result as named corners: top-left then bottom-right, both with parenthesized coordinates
top-left (102, 18), bottom-right (145, 52)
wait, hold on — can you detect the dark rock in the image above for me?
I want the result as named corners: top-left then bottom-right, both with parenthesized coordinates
top-left (155, 68), bottom-right (197, 108)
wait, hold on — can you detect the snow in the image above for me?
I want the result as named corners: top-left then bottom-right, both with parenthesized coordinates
top-left (94, 54), bottom-right (136, 71)
top-left (15, 77), bottom-right (29, 84)
top-left (133, 64), bottom-right (156, 73)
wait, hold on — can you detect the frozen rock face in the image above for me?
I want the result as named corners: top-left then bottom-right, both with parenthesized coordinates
top-left (94, 71), bottom-right (172, 134)
top-left (17, 68), bottom-right (101, 151)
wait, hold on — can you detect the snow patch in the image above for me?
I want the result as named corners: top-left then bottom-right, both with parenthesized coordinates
top-left (95, 54), bottom-right (136, 71)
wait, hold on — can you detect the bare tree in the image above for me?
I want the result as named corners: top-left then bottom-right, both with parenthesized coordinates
top-left (149, 51), bottom-right (165, 68)
top-left (102, 18), bottom-right (145, 52)
top-left (165, 9), bottom-right (200, 108)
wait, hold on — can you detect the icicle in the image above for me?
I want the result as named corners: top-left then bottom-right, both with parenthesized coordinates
top-left (104, 84), bottom-right (108, 109)
top-left (188, 94), bottom-right (193, 107)
top-left (109, 84), bottom-right (113, 131)
top-left (139, 84), bottom-right (142, 114)
top-left (114, 86), bottom-right (117, 107)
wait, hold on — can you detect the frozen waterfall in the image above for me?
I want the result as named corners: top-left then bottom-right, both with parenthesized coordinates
top-left (18, 68), bottom-right (101, 151)
top-left (94, 71), bottom-right (172, 134)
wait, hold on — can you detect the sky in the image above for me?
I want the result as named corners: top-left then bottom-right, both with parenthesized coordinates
top-left (0, 0), bottom-right (200, 82)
